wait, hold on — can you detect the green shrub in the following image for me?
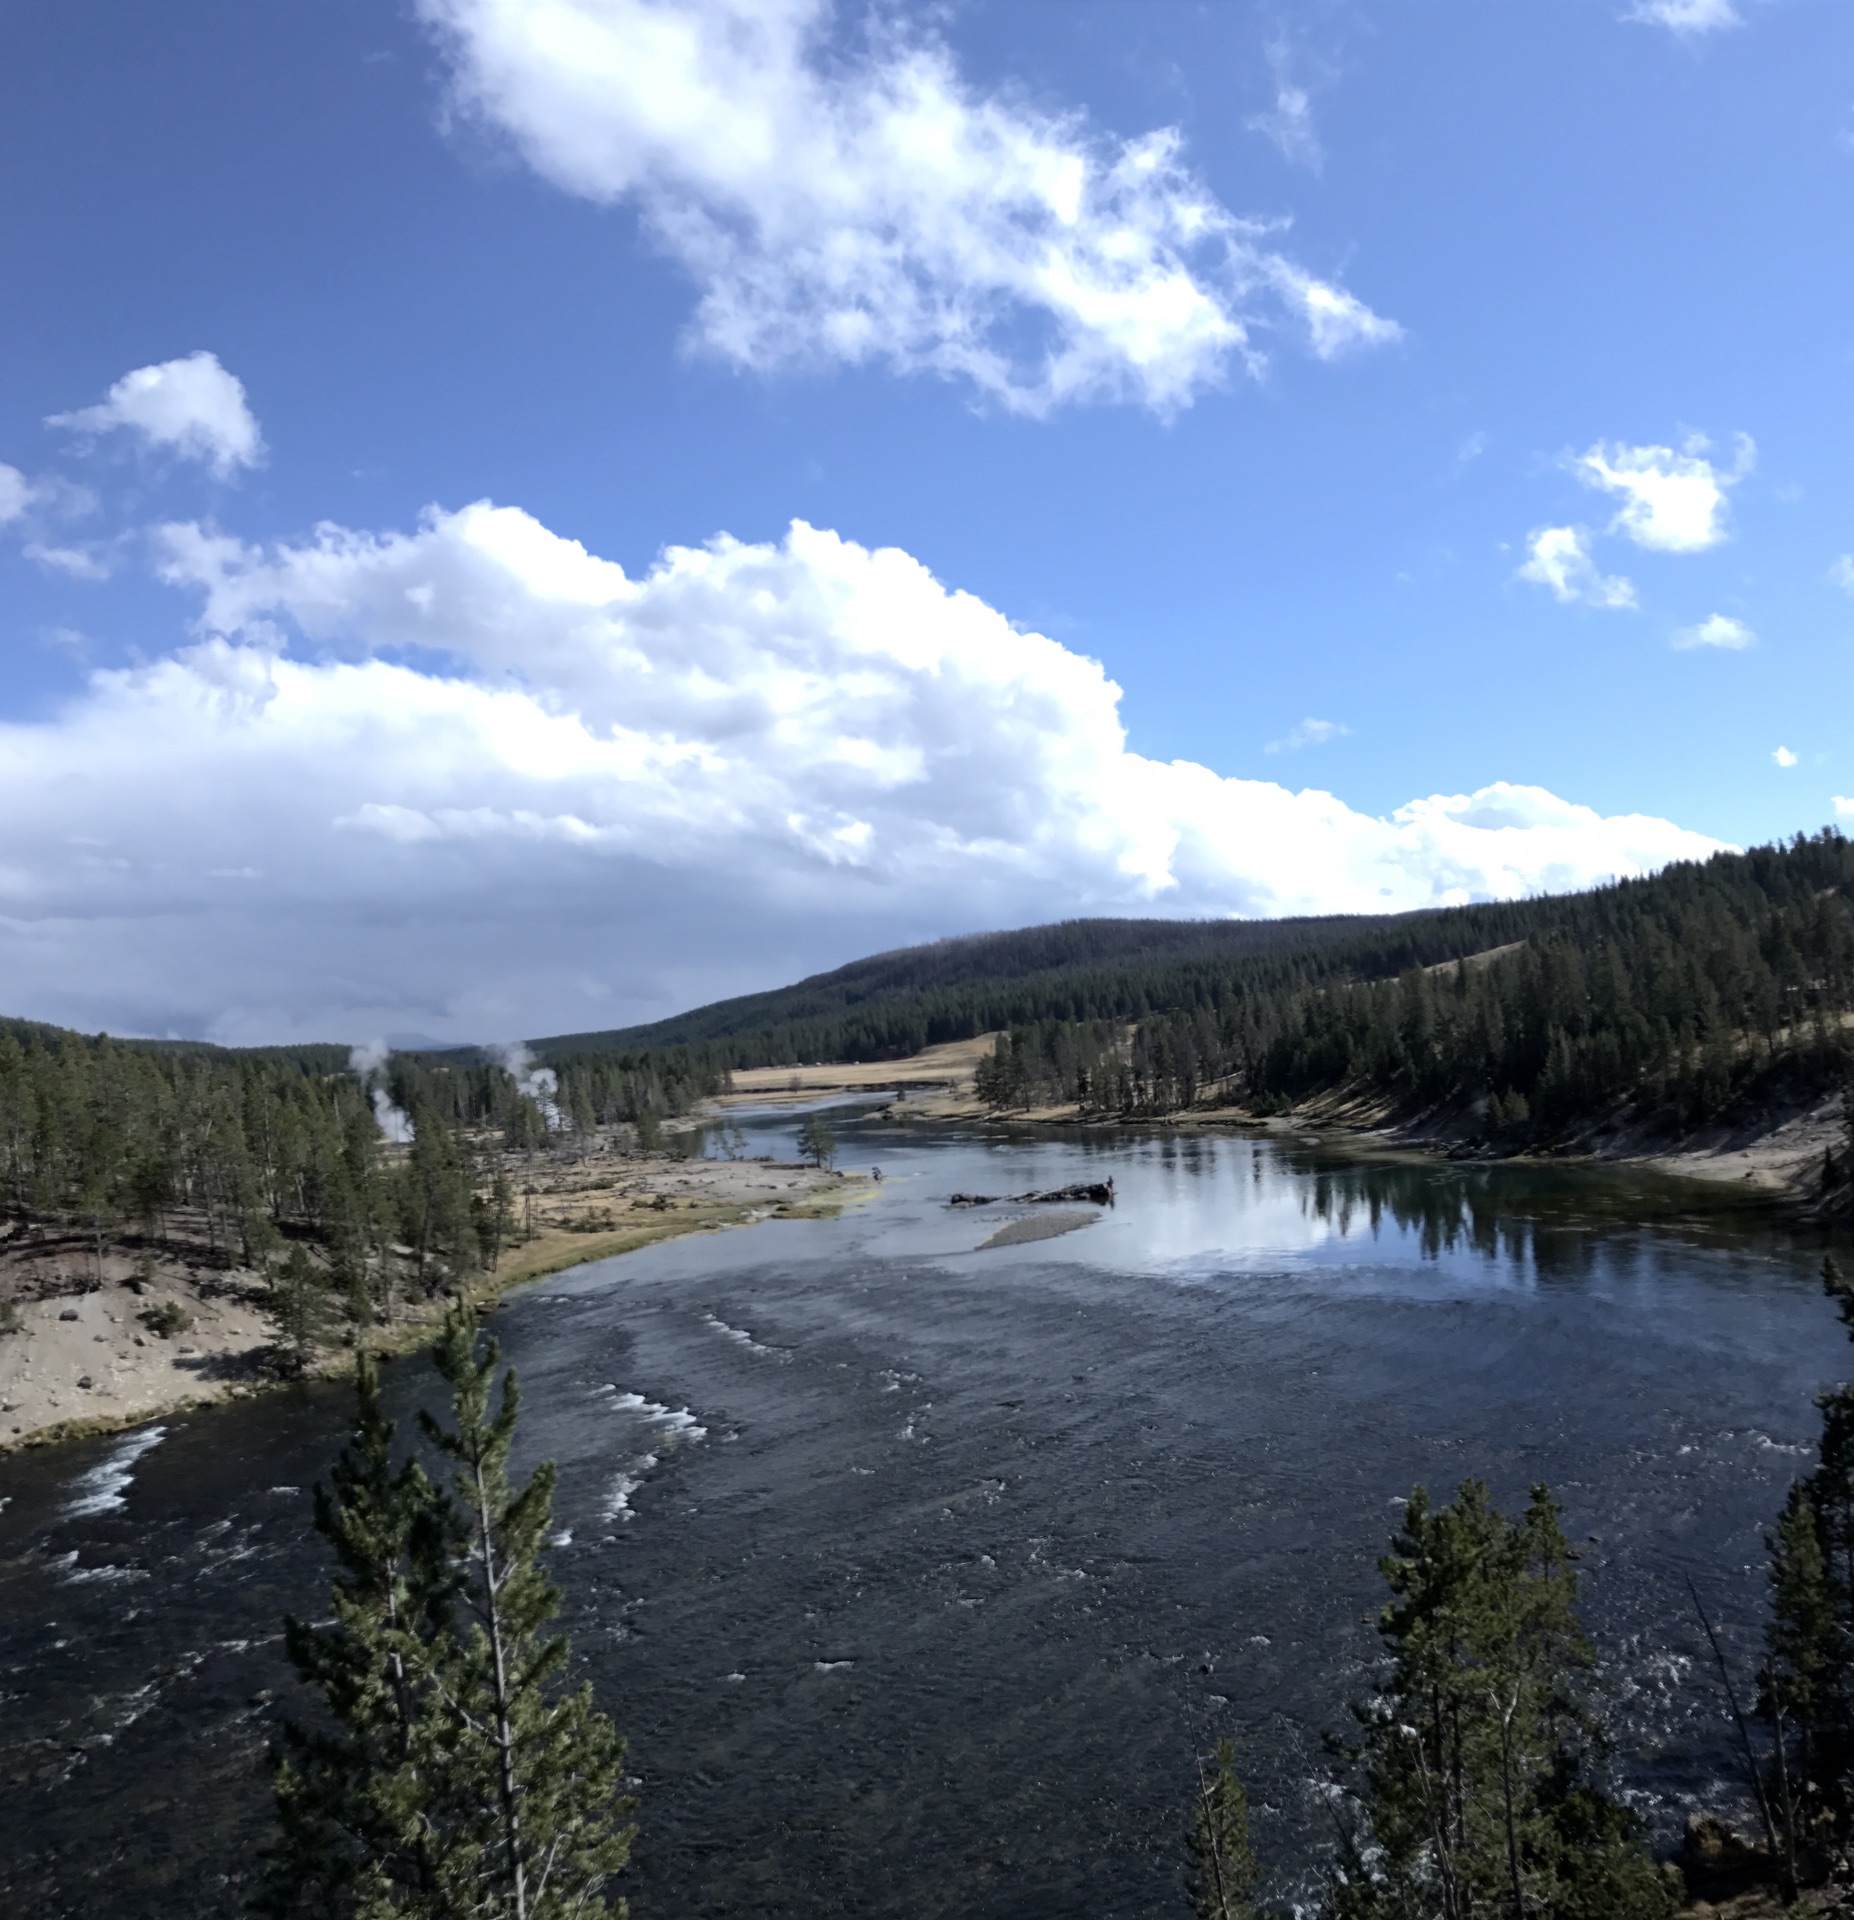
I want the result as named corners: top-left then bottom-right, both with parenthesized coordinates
top-left (140, 1300), bottom-right (194, 1339)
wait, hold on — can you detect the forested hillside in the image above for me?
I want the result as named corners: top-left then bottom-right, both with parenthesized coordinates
top-left (8, 830), bottom-right (1852, 1295)
top-left (539, 831), bottom-right (1854, 1144)
top-left (974, 831), bottom-right (1854, 1137)
top-left (535, 900), bottom-right (1554, 1066)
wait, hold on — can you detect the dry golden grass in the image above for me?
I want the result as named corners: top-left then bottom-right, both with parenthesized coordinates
top-left (716, 1034), bottom-right (995, 1104)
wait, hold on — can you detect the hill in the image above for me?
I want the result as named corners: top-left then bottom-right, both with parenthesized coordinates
top-left (532, 899), bottom-right (1553, 1067)
top-left (533, 831), bottom-right (1854, 1155)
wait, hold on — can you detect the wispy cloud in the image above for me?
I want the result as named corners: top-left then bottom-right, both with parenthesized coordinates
top-left (24, 542), bottom-right (112, 582)
top-left (418, 0), bottom-right (1398, 416)
top-left (1265, 717), bottom-right (1349, 754)
top-left (1627, 0), bottom-right (1741, 35)
top-left (1246, 37), bottom-right (1322, 174)
top-left (0, 463), bottom-right (30, 524)
top-left (1516, 526), bottom-right (1636, 608)
top-left (1672, 613), bottom-right (1755, 650)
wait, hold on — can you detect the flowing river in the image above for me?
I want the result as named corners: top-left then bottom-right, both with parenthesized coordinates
top-left (0, 1110), bottom-right (1842, 1916)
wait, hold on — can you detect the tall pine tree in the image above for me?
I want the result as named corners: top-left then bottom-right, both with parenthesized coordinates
top-left (261, 1350), bottom-right (455, 1914)
top-left (1324, 1480), bottom-right (1671, 1920)
top-left (1188, 1739), bottom-right (1257, 1920)
top-left (1759, 1254), bottom-right (1854, 1865)
top-left (417, 1309), bottom-right (635, 1919)
top-left (264, 1316), bottom-right (635, 1918)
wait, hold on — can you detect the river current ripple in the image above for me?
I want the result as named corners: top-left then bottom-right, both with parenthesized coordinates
top-left (0, 1113), bottom-right (1840, 1916)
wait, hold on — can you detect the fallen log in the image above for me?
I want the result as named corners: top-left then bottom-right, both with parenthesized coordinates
top-left (948, 1180), bottom-right (1115, 1208)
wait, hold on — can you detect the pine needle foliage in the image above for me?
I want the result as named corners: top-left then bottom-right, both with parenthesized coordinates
top-left (797, 1113), bottom-right (837, 1170)
top-left (1324, 1480), bottom-right (1672, 1920)
top-left (262, 1318), bottom-right (634, 1919)
top-left (260, 1350), bottom-right (456, 1915)
top-left (1759, 1254), bottom-right (1854, 1860)
top-left (418, 1308), bottom-right (635, 1919)
top-left (1188, 1739), bottom-right (1257, 1920)
top-left (271, 1244), bottom-right (342, 1375)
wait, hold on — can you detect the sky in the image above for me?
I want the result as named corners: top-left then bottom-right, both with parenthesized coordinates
top-left (2, 0), bottom-right (1852, 1047)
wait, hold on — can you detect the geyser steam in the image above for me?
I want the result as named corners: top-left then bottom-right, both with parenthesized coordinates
top-left (497, 1042), bottom-right (561, 1130)
top-left (349, 1039), bottom-right (414, 1144)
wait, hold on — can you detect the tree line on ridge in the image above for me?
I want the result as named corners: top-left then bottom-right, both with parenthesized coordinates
top-left (972, 831), bottom-right (1854, 1138)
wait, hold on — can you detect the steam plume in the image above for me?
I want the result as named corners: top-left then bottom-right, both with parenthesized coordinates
top-left (349, 1040), bottom-right (414, 1144)
top-left (497, 1042), bottom-right (561, 1130)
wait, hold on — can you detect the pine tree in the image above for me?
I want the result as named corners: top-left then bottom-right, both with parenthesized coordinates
top-left (1188, 1739), bottom-right (1257, 1920)
top-left (1325, 1480), bottom-right (1672, 1920)
top-left (402, 1109), bottom-right (477, 1294)
top-left (271, 1244), bottom-right (340, 1375)
top-left (261, 1351), bottom-right (455, 1915)
top-left (418, 1308), bottom-right (635, 1918)
top-left (797, 1113), bottom-right (836, 1170)
top-left (263, 1318), bottom-right (634, 1918)
top-left (1759, 1254), bottom-right (1854, 1858)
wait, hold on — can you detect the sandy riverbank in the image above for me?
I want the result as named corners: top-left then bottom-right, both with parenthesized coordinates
top-left (0, 1150), bottom-right (866, 1454)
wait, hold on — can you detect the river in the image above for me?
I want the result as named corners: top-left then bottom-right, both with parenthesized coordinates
top-left (0, 1110), bottom-right (1841, 1916)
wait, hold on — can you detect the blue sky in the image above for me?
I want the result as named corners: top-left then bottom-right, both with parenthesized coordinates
top-left (0, 0), bottom-right (1849, 1044)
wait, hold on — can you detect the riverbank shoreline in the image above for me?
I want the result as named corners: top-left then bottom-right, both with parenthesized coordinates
top-left (715, 1039), bottom-right (1844, 1224)
top-left (0, 1154), bottom-right (870, 1457)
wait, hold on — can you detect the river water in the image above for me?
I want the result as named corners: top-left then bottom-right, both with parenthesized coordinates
top-left (0, 1112), bottom-right (1843, 1917)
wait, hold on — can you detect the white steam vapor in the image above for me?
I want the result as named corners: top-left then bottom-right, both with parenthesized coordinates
top-left (497, 1042), bottom-right (561, 1129)
top-left (349, 1040), bottom-right (416, 1144)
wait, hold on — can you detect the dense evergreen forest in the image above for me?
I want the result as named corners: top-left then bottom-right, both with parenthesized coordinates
top-left (529, 831), bottom-right (1854, 1141)
top-left (538, 835), bottom-right (1854, 1139)
top-left (971, 832), bottom-right (1854, 1135)
top-left (535, 904), bottom-right (1550, 1067)
top-left (0, 1023), bottom-right (726, 1335)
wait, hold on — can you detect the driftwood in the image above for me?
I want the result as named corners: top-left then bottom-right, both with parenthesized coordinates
top-left (949, 1180), bottom-right (1115, 1208)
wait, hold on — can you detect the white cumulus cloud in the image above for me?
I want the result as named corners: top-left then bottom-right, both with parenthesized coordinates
top-left (1774, 746), bottom-right (1798, 768)
top-left (1572, 434), bottom-right (1750, 553)
top-left (1673, 613), bottom-right (1755, 650)
top-left (416, 0), bottom-right (1398, 415)
top-left (1628, 0), bottom-right (1740, 33)
top-left (0, 498), bottom-right (1723, 1044)
top-left (1516, 526), bottom-right (1637, 608)
top-left (48, 351), bottom-right (264, 478)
